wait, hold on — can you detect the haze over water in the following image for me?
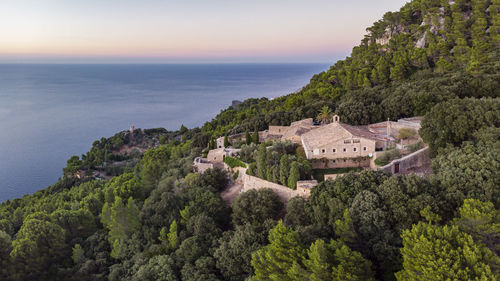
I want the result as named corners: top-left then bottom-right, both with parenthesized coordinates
top-left (0, 63), bottom-right (328, 202)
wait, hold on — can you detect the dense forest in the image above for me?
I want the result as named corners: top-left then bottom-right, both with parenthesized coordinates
top-left (0, 0), bottom-right (499, 280)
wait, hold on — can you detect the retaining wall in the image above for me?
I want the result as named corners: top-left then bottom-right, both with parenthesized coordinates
top-left (380, 147), bottom-right (430, 175)
top-left (237, 169), bottom-right (308, 203)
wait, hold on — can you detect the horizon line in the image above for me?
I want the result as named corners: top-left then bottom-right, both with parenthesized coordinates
top-left (0, 61), bottom-right (334, 65)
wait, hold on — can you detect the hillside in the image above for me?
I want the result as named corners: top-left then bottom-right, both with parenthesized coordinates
top-left (201, 0), bottom-right (498, 137)
top-left (0, 0), bottom-right (499, 281)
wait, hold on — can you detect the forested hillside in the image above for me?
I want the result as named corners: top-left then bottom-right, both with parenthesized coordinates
top-left (0, 0), bottom-right (499, 280)
top-left (200, 0), bottom-right (499, 137)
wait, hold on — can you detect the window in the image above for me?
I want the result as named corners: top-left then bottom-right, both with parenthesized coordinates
top-left (344, 140), bottom-right (351, 144)
top-left (343, 148), bottom-right (346, 152)
top-left (333, 148), bottom-right (336, 153)
top-left (332, 159), bottom-right (336, 163)
top-left (363, 147), bottom-right (367, 151)
top-left (343, 159), bottom-right (346, 162)
top-left (353, 139), bottom-right (360, 143)
top-left (322, 149), bottom-right (325, 154)
top-left (353, 147), bottom-right (357, 152)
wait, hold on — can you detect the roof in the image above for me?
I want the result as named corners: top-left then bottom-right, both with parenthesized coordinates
top-left (340, 123), bottom-right (384, 141)
top-left (398, 116), bottom-right (423, 123)
top-left (282, 125), bottom-right (313, 139)
top-left (301, 122), bottom-right (382, 149)
top-left (290, 118), bottom-right (313, 127)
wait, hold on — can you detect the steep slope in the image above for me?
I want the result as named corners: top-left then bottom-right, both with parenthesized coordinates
top-left (203, 0), bottom-right (499, 138)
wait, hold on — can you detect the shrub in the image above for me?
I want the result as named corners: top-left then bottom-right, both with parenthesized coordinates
top-left (397, 128), bottom-right (417, 139)
top-left (232, 170), bottom-right (240, 181)
top-left (374, 149), bottom-right (400, 166)
top-left (407, 141), bottom-right (424, 153)
top-left (224, 156), bottom-right (246, 168)
top-left (246, 163), bottom-right (257, 176)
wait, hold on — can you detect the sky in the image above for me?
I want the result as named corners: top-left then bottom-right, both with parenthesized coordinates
top-left (0, 0), bottom-right (409, 63)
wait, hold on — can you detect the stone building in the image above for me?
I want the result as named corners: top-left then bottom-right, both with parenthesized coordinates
top-left (216, 136), bottom-right (225, 149)
top-left (193, 157), bottom-right (228, 173)
top-left (268, 118), bottom-right (317, 144)
top-left (296, 180), bottom-right (318, 196)
top-left (301, 115), bottom-right (387, 168)
top-left (207, 148), bottom-right (240, 162)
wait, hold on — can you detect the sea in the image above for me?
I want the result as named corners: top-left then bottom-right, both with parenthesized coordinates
top-left (0, 63), bottom-right (329, 202)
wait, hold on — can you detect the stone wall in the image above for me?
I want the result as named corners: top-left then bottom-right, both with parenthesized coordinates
top-left (268, 126), bottom-right (288, 136)
top-left (311, 158), bottom-right (371, 169)
top-left (380, 147), bottom-right (430, 175)
top-left (324, 174), bottom-right (346, 181)
top-left (207, 148), bottom-right (226, 162)
top-left (194, 162), bottom-right (214, 173)
top-left (239, 170), bottom-right (308, 203)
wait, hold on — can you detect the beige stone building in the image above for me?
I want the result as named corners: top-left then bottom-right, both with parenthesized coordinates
top-left (216, 136), bottom-right (225, 149)
top-left (206, 148), bottom-right (240, 162)
top-left (301, 115), bottom-right (387, 168)
top-left (268, 118), bottom-right (317, 144)
top-left (296, 180), bottom-right (318, 196)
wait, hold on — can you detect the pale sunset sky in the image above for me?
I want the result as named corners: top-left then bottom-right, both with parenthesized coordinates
top-left (0, 0), bottom-right (409, 63)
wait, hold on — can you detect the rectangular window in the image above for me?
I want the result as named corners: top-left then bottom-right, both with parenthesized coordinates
top-left (343, 148), bottom-right (346, 152)
top-left (353, 139), bottom-right (360, 143)
top-left (333, 148), bottom-right (336, 153)
top-left (353, 147), bottom-right (357, 152)
top-left (322, 149), bottom-right (325, 154)
top-left (363, 147), bottom-right (367, 151)
top-left (344, 140), bottom-right (351, 144)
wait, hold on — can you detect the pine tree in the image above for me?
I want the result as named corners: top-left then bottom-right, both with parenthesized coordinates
top-left (279, 154), bottom-right (290, 185)
top-left (288, 239), bottom-right (375, 281)
top-left (209, 138), bottom-right (216, 149)
top-left (252, 126), bottom-right (259, 144)
top-left (245, 129), bottom-right (251, 145)
top-left (330, 240), bottom-right (375, 281)
top-left (72, 244), bottom-right (85, 264)
top-left (257, 143), bottom-right (267, 179)
top-left (271, 166), bottom-right (279, 183)
top-left (396, 221), bottom-right (498, 280)
top-left (251, 221), bottom-right (305, 281)
top-left (390, 52), bottom-right (408, 81)
top-left (266, 167), bottom-right (273, 182)
top-left (288, 161), bottom-right (300, 189)
top-left (104, 197), bottom-right (141, 258)
top-left (303, 239), bottom-right (333, 281)
top-left (167, 220), bottom-right (178, 250)
top-left (159, 220), bottom-right (178, 252)
top-left (375, 57), bottom-right (390, 84)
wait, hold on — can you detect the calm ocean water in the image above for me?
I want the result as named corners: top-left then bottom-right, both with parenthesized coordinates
top-left (0, 63), bottom-right (329, 202)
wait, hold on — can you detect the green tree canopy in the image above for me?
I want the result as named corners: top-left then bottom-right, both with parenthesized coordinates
top-left (232, 189), bottom-right (283, 226)
top-left (396, 221), bottom-right (499, 280)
